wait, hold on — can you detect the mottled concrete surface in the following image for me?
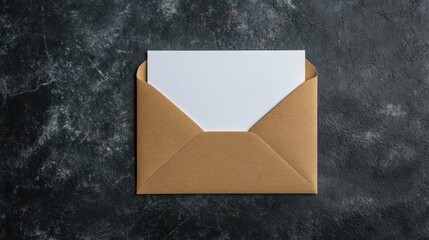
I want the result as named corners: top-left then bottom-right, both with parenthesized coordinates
top-left (1, 0), bottom-right (428, 239)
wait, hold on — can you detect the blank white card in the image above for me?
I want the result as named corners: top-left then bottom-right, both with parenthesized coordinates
top-left (148, 50), bottom-right (305, 131)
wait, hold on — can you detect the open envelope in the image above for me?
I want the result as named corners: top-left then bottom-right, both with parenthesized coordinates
top-left (136, 60), bottom-right (318, 194)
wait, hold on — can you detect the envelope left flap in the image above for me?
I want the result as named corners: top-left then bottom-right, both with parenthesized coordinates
top-left (137, 62), bottom-right (203, 190)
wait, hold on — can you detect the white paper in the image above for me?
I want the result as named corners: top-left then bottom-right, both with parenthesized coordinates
top-left (148, 50), bottom-right (305, 131)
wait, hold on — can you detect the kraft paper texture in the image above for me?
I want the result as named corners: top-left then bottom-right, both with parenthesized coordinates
top-left (136, 59), bottom-right (318, 194)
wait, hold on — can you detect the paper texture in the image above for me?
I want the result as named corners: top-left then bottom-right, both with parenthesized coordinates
top-left (136, 58), bottom-right (318, 194)
top-left (148, 50), bottom-right (305, 131)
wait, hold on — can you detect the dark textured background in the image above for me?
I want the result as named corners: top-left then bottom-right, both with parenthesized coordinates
top-left (1, 0), bottom-right (428, 239)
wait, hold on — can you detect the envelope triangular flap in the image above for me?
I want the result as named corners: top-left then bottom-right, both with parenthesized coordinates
top-left (140, 133), bottom-right (315, 194)
top-left (136, 62), bottom-right (203, 187)
top-left (250, 60), bottom-right (318, 191)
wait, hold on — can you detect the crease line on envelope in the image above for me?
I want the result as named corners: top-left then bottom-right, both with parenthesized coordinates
top-left (138, 132), bottom-right (203, 192)
top-left (248, 132), bottom-right (316, 193)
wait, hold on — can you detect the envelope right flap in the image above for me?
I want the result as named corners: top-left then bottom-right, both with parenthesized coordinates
top-left (250, 77), bottom-right (318, 191)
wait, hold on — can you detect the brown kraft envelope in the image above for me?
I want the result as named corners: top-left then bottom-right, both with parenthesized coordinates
top-left (136, 59), bottom-right (318, 194)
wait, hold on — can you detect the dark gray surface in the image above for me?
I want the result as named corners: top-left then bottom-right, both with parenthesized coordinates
top-left (1, 0), bottom-right (428, 239)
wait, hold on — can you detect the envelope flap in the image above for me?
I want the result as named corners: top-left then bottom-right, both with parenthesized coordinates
top-left (137, 61), bottom-right (203, 187)
top-left (140, 132), bottom-right (315, 194)
top-left (250, 60), bottom-right (318, 190)
top-left (305, 60), bottom-right (317, 81)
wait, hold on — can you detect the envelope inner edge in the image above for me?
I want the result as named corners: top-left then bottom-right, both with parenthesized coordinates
top-left (137, 60), bottom-right (317, 133)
